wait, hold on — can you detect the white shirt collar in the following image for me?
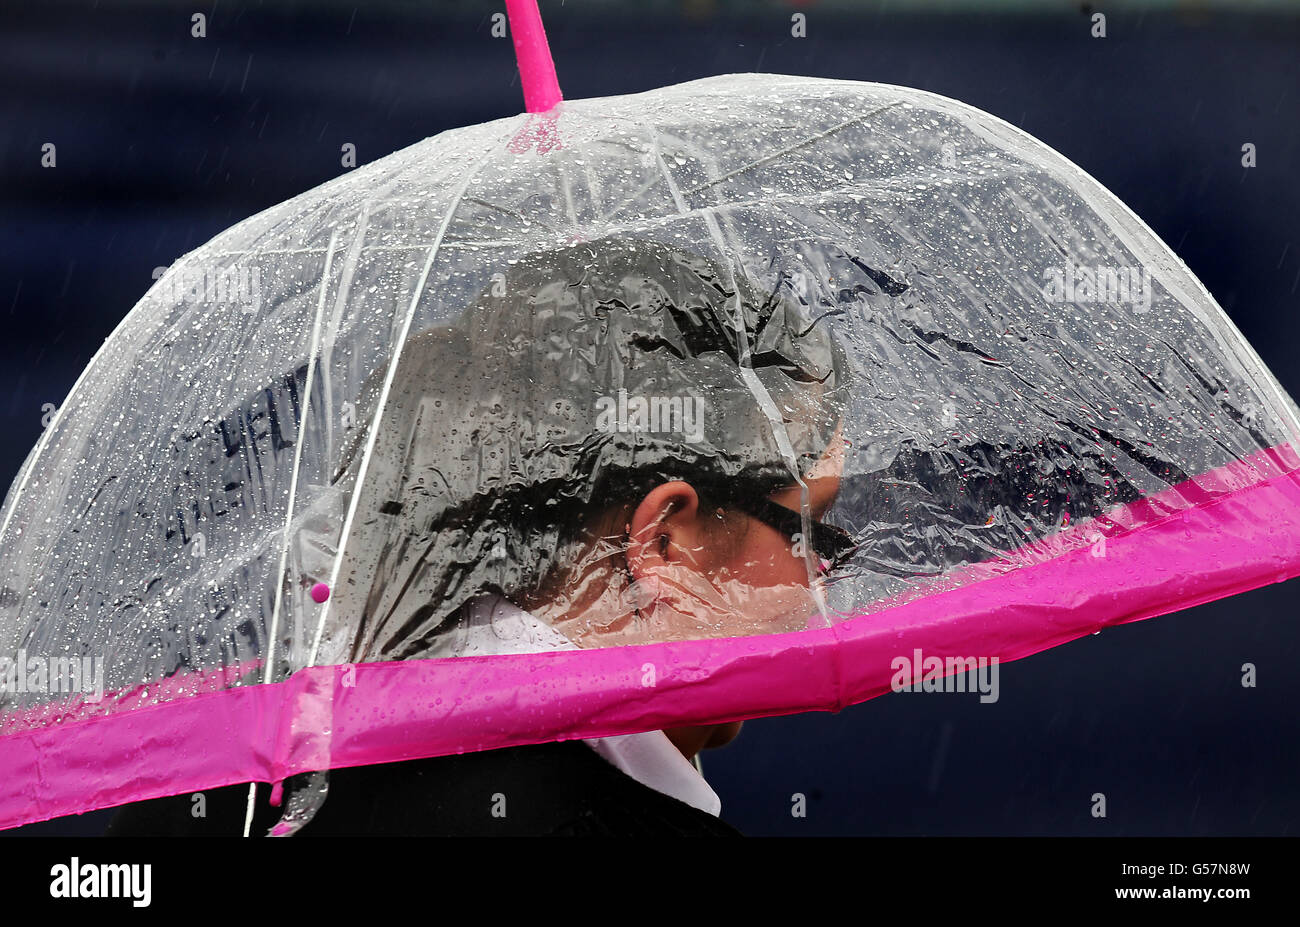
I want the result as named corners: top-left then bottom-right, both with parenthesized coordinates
top-left (449, 594), bottom-right (722, 817)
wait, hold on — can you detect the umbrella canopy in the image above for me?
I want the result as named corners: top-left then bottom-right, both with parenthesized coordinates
top-left (3, 70), bottom-right (1300, 832)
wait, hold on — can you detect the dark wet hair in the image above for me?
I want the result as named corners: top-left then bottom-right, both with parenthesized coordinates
top-left (332, 236), bottom-right (848, 661)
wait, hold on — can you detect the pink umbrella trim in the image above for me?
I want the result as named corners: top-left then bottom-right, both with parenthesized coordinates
top-left (2, 443), bottom-right (1298, 830)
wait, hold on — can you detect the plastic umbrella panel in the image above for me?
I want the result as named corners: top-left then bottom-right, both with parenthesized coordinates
top-left (2, 75), bottom-right (1298, 829)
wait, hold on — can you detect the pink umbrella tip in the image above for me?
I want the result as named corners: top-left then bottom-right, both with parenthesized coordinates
top-left (505, 0), bottom-right (563, 113)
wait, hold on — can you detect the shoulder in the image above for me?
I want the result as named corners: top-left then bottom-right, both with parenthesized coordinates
top-left (304, 740), bottom-right (743, 836)
top-left (104, 740), bottom-right (743, 837)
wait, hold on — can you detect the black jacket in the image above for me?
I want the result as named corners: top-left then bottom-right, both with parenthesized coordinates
top-left (104, 739), bottom-right (742, 837)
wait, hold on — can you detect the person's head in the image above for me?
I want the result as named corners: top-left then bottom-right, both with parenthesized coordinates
top-left (332, 236), bottom-right (851, 666)
top-left (517, 423), bottom-right (848, 647)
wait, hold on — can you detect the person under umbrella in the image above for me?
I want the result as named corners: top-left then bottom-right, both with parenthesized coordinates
top-left (106, 234), bottom-right (852, 836)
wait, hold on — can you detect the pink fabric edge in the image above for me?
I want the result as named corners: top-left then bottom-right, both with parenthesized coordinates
top-left (4, 444), bottom-right (1300, 829)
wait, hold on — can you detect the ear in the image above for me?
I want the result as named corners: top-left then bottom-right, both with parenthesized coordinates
top-left (625, 481), bottom-right (709, 583)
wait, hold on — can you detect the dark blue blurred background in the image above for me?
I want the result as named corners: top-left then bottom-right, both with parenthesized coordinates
top-left (2, 0), bottom-right (1297, 836)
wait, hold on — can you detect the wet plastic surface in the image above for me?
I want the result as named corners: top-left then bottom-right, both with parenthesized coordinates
top-left (2, 74), bottom-right (1298, 831)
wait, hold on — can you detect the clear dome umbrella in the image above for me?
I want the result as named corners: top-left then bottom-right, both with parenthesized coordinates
top-left (3, 1), bottom-right (1300, 833)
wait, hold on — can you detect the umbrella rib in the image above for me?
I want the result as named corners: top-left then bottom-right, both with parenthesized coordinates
top-left (240, 229), bottom-right (341, 838)
top-left (222, 135), bottom-right (1025, 258)
top-left (461, 196), bottom-right (560, 236)
top-left (318, 201), bottom-right (375, 489)
top-left (646, 130), bottom-right (832, 629)
top-left (258, 230), bottom-right (342, 686)
top-left (204, 162), bottom-right (1024, 259)
top-left (679, 103), bottom-right (901, 198)
top-left (592, 130), bottom-right (706, 227)
top-left (245, 122), bottom-right (516, 837)
top-left (305, 143), bottom-right (504, 671)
